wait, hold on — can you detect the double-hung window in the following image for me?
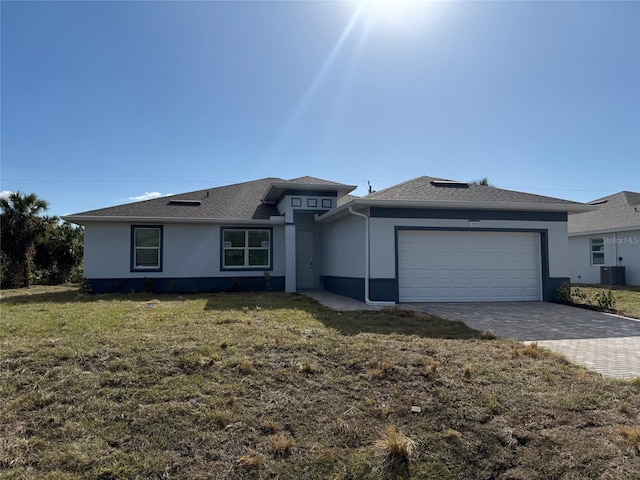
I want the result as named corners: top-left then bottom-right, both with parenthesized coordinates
top-left (590, 238), bottom-right (604, 265)
top-left (131, 226), bottom-right (163, 271)
top-left (222, 228), bottom-right (271, 269)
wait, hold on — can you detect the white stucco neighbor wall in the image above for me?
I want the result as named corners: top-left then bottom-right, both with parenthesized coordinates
top-left (569, 230), bottom-right (640, 286)
top-left (319, 214), bottom-right (365, 278)
top-left (83, 222), bottom-right (285, 279)
top-left (368, 217), bottom-right (570, 279)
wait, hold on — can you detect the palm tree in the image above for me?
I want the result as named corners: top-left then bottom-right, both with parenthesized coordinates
top-left (0, 192), bottom-right (49, 287)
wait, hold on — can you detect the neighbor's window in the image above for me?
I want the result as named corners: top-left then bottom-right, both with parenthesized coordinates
top-left (132, 226), bottom-right (162, 270)
top-left (590, 238), bottom-right (604, 265)
top-left (222, 229), bottom-right (271, 269)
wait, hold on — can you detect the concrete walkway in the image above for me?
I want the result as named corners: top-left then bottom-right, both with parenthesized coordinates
top-left (301, 290), bottom-right (386, 311)
top-left (302, 291), bottom-right (640, 379)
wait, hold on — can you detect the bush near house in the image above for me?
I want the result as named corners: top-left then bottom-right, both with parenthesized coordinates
top-left (558, 283), bottom-right (640, 319)
top-left (1, 286), bottom-right (639, 479)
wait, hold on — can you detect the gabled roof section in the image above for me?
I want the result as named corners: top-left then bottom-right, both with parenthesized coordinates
top-left (63, 178), bottom-right (283, 224)
top-left (365, 176), bottom-right (582, 205)
top-left (286, 176), bottom-right (350, 186)
top-left (569, 191), bottom-right (640, 235)
top-left (262, 176), bottom-right (357, 203)
top-left (317, 176), bottom-right (592, 223)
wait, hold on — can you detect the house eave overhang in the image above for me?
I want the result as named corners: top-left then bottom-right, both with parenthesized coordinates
top-left (316, 199), bottom-right (594, 223)
top-left (568, 225), bottom-right (640, 237)
top-left (61, 215), bottom-right (286, 226)
top-left (261, 182), bottom-right (357, 204)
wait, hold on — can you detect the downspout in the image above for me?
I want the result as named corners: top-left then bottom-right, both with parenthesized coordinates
top-left (348, 207), bottom-right (396, 306)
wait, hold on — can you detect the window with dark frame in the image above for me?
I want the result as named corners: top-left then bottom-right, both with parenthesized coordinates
top-left (222, 229), bottom-right (271, 269)
top-left (132, 226), bottom-right (162, 270)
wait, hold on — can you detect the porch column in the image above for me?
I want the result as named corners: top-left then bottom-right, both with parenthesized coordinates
top-left (284, 222), bottom-right (296, 292)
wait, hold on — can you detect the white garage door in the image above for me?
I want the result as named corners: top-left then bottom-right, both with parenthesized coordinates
top-left (398, 230), bottom-right (541, 302)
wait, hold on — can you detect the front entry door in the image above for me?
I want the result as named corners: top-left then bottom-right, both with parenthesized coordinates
top-left (296, 231), bottom-right (315, 289)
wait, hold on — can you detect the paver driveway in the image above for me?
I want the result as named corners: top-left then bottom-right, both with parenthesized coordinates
top-left (407, 302), bottom-right (640, 379)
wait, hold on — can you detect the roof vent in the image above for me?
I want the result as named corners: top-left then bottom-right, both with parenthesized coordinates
top-left (168, 199), bottom-right (202, 206)
top-left (430, 180), bottom-right (469, 188)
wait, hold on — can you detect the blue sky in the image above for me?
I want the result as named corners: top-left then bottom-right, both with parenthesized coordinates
top-left (2, 0), bottom-right (639, 217)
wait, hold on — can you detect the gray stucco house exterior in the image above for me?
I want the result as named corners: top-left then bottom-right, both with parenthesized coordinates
top-left (568, 191), bottom-right (640, 286)
top-left (63, 176), bottom-right (591, 302)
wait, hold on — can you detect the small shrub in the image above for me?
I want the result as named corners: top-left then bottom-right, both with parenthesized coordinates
top-left (594, 290), bottom-right (616, 310)
top-left (557, 282), bottom-right (571, 302)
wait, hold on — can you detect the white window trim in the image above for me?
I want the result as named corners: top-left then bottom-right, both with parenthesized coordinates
top-left (222, 228), bottom-right (271, 269)
top-left (590, 238), bottom-right (604, 266)
top-left (132, 226), bottom-right (162, 271)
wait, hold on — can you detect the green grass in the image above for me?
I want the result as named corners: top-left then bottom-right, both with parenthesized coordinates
top-left (571, 285), bottom-right (640, 319)
top-left (1, 285), bottom-right (639, 479)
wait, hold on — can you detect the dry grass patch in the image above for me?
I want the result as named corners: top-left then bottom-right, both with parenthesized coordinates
top-left (237, 450), bottom-right (267, 469)
top-left (512, 341), bottom-right (541, 358)
top-left (235, 356), bottom-right (255, 374)
top-left (2, 286), bottom-right (640, 479)
top-left (617, 426), bottom-right (640, 451)
top-left (269, 431), bottom-right (296, 457)
top-left (373, 425), bottom-right (417, 467)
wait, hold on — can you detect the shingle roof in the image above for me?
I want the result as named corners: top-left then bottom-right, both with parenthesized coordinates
top-left (364, 176), bottom-right (583, 206)
top-left (261, 176), bottom-right (357, 203)
top-left (66, 178), bottom-right (283, 221)
top-left (285, 176), bottom-right (354, 187)
top-left (337, 194), bottom-right (359, 207)
top-left (569, 191), bottom-right (640, 234)
top-left (65, 175), bottom-right (590, 224)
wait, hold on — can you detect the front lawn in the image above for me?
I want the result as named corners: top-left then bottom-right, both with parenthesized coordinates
top-left (1, 285), bottom-right (639, 479)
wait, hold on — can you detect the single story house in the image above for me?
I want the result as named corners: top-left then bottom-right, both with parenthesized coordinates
top-left (63, 176), bottom-right (592, 303)
top-left (568, 191), bottom-right (640, 286)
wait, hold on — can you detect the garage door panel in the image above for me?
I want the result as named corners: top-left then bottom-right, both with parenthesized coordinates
top-left (398, 231), bottom-right (541, 302)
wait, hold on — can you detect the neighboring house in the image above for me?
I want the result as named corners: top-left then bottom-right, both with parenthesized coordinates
top-left (568, 191), bottom-right (640, 286)
top-left (63, 176), bottom-right (591, 302)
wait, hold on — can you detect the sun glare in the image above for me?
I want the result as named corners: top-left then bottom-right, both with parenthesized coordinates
top-left (359, 0), bottom-right (442, 33)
